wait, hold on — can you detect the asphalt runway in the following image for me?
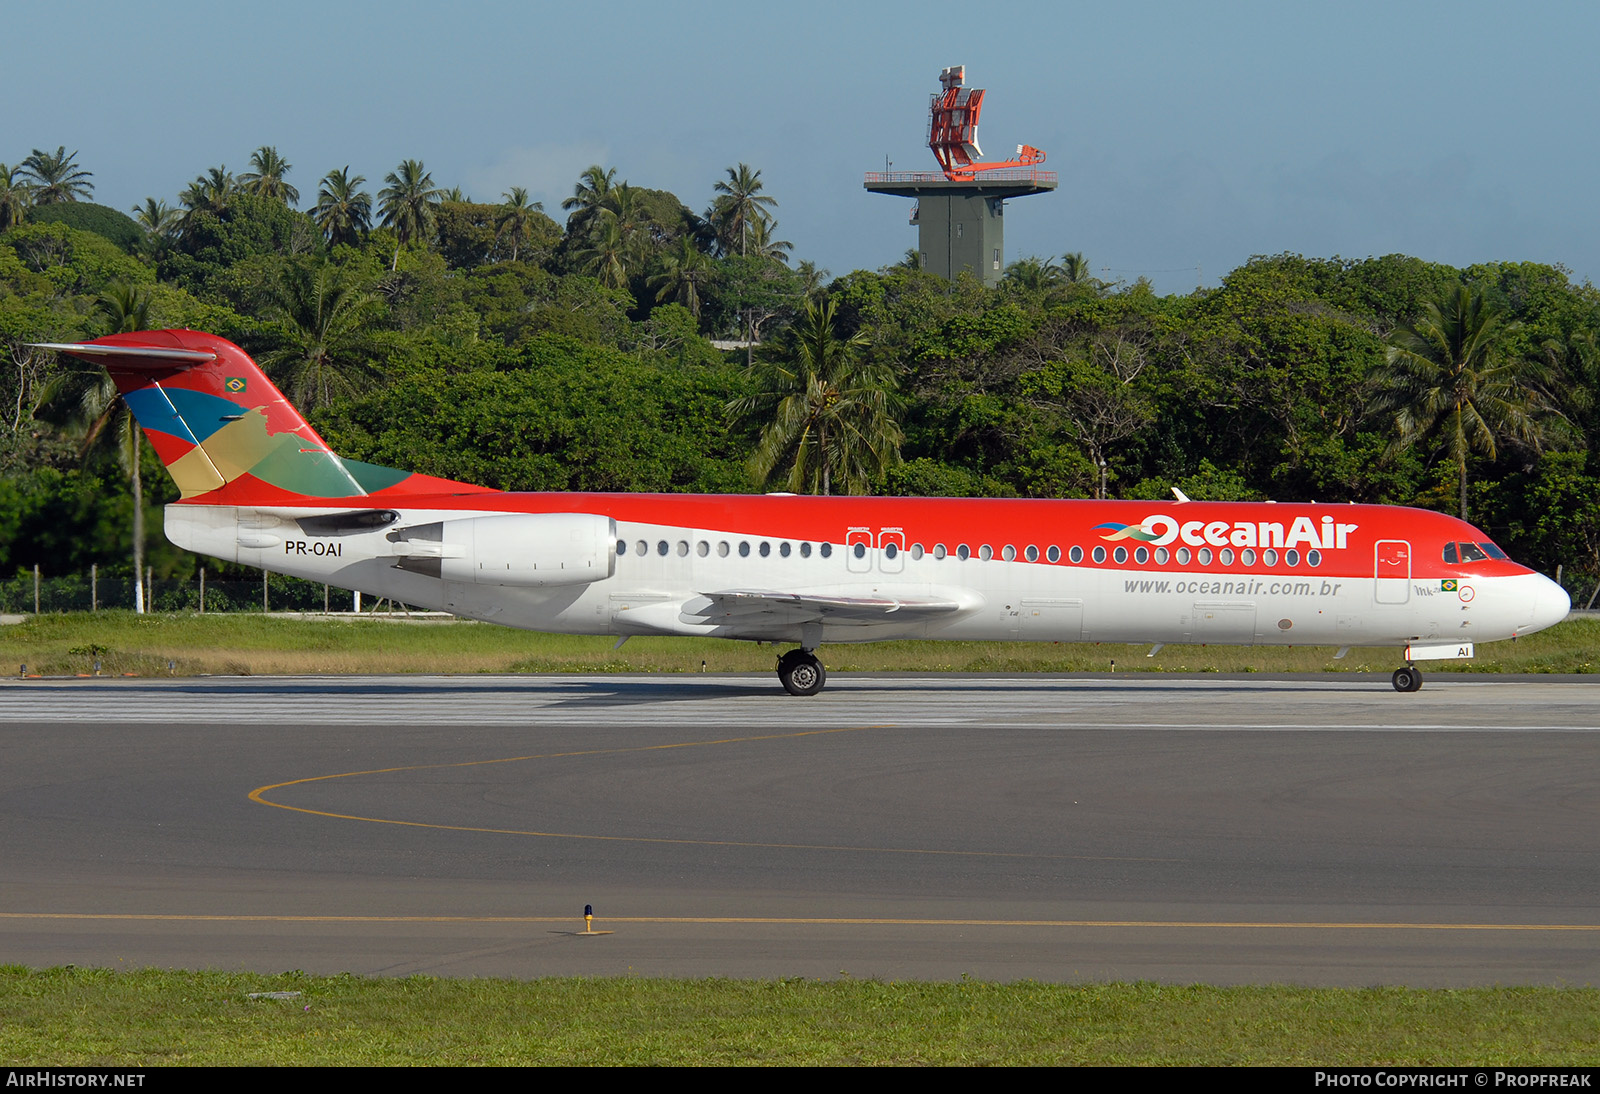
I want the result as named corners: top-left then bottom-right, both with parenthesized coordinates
top-left (2, 672), bottom-right (1598, 986)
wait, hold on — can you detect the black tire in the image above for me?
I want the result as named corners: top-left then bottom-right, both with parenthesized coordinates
top-left (778, 650), bottom-right (826, 696)
top-left (1392, 666), bottom-right (1422, 693)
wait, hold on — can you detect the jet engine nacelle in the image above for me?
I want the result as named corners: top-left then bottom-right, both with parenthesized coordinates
top-left (393, 512), bottom-right (616, 587)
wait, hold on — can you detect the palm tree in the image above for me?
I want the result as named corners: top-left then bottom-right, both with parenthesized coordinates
top-left (730, 298), bottom-right (901, 495)
top-left (562, 164), bottom-right (616, 234)
top-left (18, 147), bottom-right (93, 204)
top-left (239, 146), bottom-right (299, 205)
top-left (709, 163), bottom-right (777, 257)
top-left (746, 214), bottom-right (792, 263)
top-left (574, 212), bottom-right (632, 290)
top-left (1373, 284), bottom-right (1541, 521)
top-left (313, 167), bottom-right (371, 247)
top-left (130, 197), bottom-right (179, 238)
top-left (795, 260), bottom-right (828, 304)
top-left (257, 262), bottom-right (384, 410)
top-left (1060, 252), bottom-right (1092, 284)
top-left (0, 164), bottom-right (30, 231)
top-left (33, 283), bottom-right (154, 610)
top-left (1002, 255), bottom-right (1062, 291)
top-left (649, 235), bottom-right (713, 318)
top-left (495, 187), bottom-right (543, 263)
top-left (178, 166), bottom-right (235, 234)
top-left (378, 160), bottom-right (442, 266)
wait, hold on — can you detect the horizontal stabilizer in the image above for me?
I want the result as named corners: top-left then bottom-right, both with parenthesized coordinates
top-left (30, 342), bottom-right (217, 368)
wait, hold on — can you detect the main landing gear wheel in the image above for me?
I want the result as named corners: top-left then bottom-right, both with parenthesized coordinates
top-left (1391, 665), bottom-right (1423, 693)
top-left (777, 649), bottom-right (826, 696)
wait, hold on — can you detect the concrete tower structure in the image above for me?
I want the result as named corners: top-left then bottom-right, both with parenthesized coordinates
top-left (864, 65), bottom-right (1056, 288)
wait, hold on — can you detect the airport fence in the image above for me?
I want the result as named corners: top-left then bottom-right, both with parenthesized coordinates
top-left (0, 566), bottom-right (400, 616)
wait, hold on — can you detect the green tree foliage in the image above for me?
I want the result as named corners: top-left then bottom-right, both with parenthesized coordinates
top-left (378, 160), bottom-right (443, 259)
top-left (313, 167), bottom-right (372, 248)
top-left (0, 165), bottom-right (31, 232)
top-left (256, 261), bottom-right (384, 409)
top-left (33, 283), bottom-right (157, 606)
top-left (709, 163), bottom-right (777, 258)
top-left (239, 146), bottom-right (299, 206)
top-left (25, 202), bottom-right (143, 253)
top-left (731, 298), bottom-right (902, 495)
top-left (0, 221), bottom-right (152, 297)
top-left (317, 334), bottom-right (749, 493)
top-left (18, 147), bottom-right (93, 204)
top-left (1374, 284), bottom-right (1542, 521)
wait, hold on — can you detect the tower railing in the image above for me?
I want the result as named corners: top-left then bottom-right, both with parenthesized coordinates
top-left (864, 169), bottom-right (1058, 185)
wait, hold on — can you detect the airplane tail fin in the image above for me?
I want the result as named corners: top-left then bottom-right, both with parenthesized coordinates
top-left (34, 330), bottom-right (490, 505)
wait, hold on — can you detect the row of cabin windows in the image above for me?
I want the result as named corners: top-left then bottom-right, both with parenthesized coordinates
top-left (616, 539), bottom-right (1324, 569)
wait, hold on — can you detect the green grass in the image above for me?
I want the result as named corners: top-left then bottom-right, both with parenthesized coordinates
top-left (2, 968), bottom-right (1597, 1065)
top-left (1, 611), bottom-right (1597, 678)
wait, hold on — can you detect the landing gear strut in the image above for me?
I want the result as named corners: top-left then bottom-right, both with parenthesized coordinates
top-left (777, 648), bottom-right (826, 696)
top-left (1391, 665), bottom-right (1423, 693)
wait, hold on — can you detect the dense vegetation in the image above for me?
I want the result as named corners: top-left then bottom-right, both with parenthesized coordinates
top-left (3, 145), bottom-right (1599, 600)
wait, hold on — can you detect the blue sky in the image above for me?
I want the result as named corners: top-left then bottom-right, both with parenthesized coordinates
top-left (10, 0), bottom-right (1596, 294)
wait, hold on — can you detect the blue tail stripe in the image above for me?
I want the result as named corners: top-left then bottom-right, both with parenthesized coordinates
top-left (124, 386), bottom-right (241, 445)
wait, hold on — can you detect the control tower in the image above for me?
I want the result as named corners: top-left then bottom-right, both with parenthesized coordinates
top-left (864, 65), bottom-right (1056, 287)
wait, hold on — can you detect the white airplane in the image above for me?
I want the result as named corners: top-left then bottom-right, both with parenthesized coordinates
top-left (37, 330), bottom-right (1571, 695)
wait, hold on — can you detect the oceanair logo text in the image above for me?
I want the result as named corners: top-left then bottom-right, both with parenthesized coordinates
top-left (1096, 514), bottom-right (1359, 551)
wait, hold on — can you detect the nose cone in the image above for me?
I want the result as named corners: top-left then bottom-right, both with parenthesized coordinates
top-left (1527, 575), bottom-right (1571, 635)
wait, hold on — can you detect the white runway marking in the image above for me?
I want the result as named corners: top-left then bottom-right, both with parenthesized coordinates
top-left (1, 674), bottom-right (1596, 730)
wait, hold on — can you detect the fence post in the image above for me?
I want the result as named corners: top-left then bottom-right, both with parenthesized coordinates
top-left (262, 569), bottom-right (268, 613)
top-left (354, 590), bottom-right (361, 613)
top-left (199, 567), bottom-right (205, 615)
top-left (91, 564), bottom-right (97, 612)
top-left (33, 564), bottom-right (39, 615)
top-left (147, 567), bottom-right (153, 614)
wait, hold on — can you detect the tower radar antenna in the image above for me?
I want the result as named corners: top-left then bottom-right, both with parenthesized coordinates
top-left (927, 64), bottom-right (1046, 181)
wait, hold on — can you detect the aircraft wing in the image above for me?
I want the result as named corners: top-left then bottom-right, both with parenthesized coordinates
top-left (685, 589), bottom-right (965, 626)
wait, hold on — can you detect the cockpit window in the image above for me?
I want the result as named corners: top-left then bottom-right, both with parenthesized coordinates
top-left (1446, 541), bottom-right (1491, 564)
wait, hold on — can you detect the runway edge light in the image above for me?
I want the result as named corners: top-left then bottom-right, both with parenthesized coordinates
top-left (580, 903), bottom-right (614, 937)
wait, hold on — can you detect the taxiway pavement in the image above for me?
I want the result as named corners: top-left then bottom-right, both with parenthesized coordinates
top-left (2, 673), bottom-right (1597, 986)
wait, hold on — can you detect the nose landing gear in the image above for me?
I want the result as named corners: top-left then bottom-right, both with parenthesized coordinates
top-left (777, 648), bottom-right (826, 696)
top-left (1391, 665), bottom-right (1423, 693)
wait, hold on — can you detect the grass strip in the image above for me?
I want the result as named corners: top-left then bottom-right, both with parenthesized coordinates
top-left (2, 967), bottom-right (1598, 1066)
top-left (0, 611), bottom-right (1596, 679)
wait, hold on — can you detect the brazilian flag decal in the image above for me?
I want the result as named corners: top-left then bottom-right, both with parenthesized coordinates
top-left (1442, 579), bottom-right (1458, 592)
top-left (224, 377), bottom-right (247, 394)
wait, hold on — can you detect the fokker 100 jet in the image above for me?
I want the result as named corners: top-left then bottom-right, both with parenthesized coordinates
top-left (36, 330), bottom-right (1571, 695)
